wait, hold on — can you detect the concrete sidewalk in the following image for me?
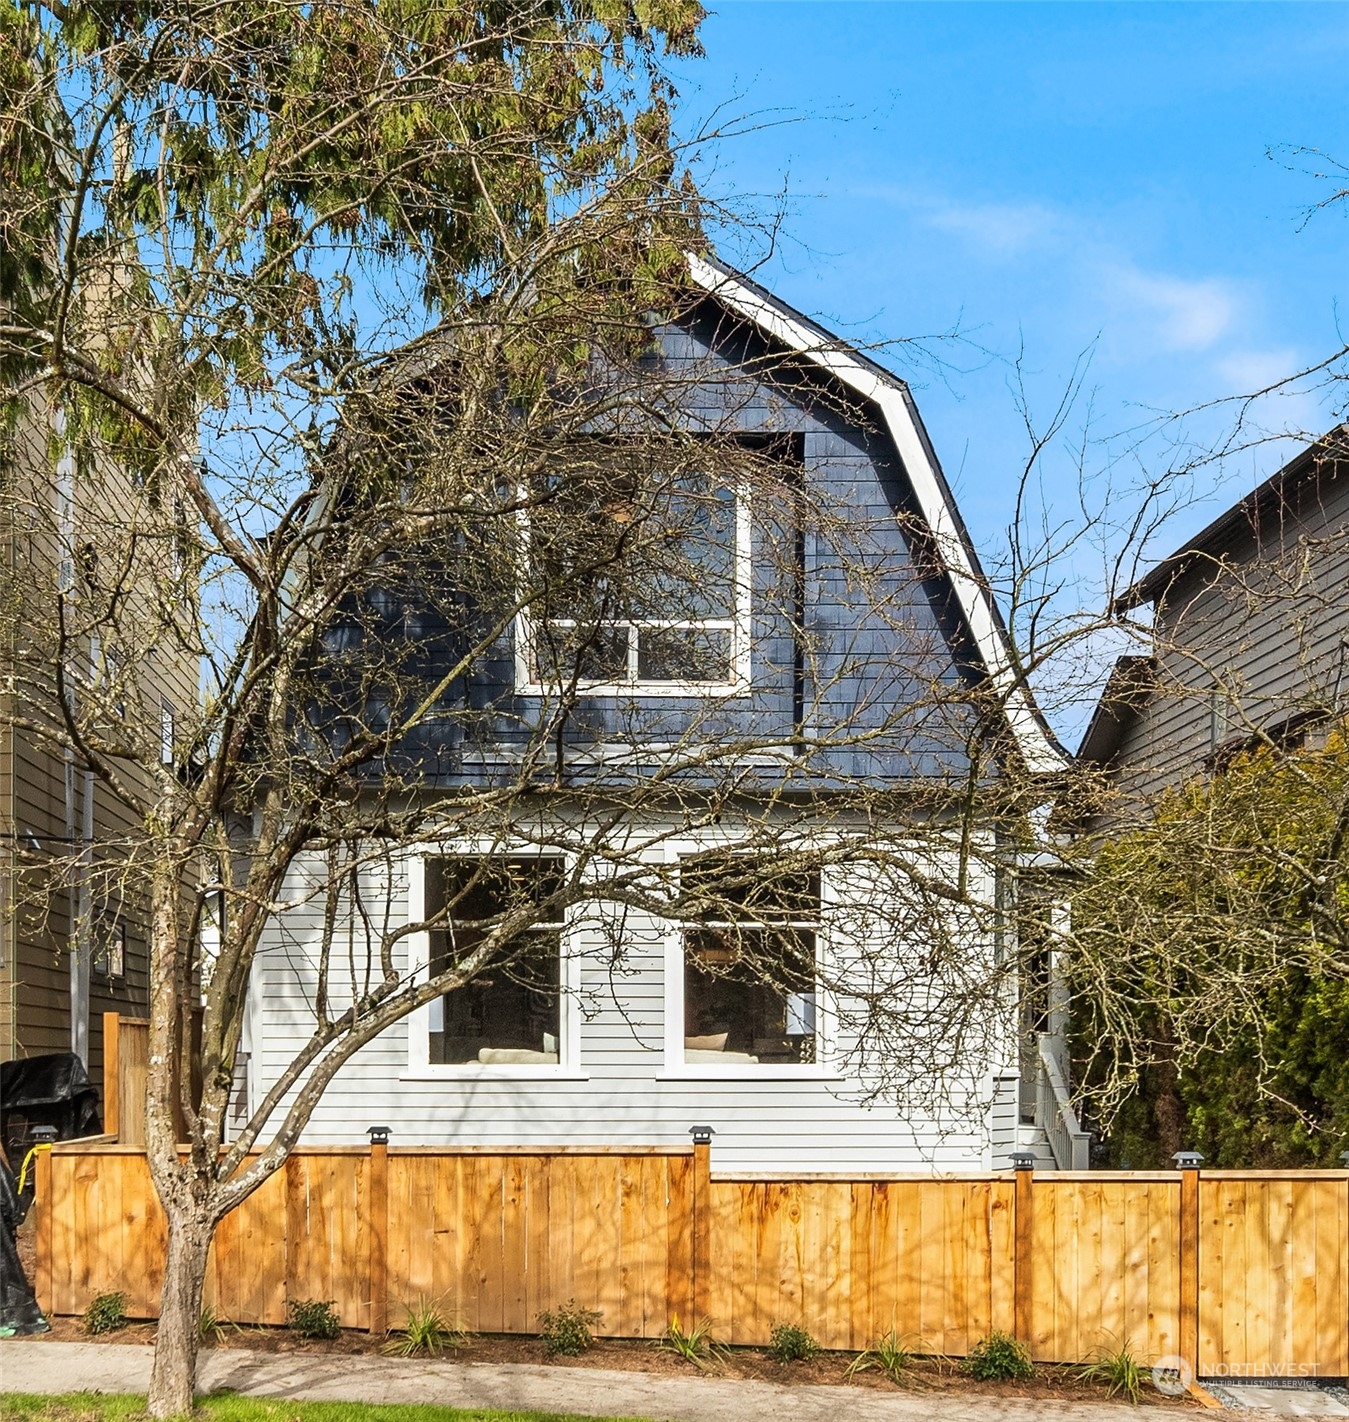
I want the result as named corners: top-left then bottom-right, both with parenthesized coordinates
top-left (0, 1339), bottom-right (1197, 1421)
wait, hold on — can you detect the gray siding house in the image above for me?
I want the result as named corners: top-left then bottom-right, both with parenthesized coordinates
top-left (246, 257), bottom-right (1070, 1174)
top-left (1079, 424), bottom-right (1349, 819)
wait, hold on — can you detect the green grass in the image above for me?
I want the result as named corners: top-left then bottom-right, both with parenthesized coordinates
top-left (0, 1396), bottom-right (653, 1422)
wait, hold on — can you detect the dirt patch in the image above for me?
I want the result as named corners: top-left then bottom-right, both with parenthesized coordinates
top-left (30, 1318), bottom-right (1193, 1408)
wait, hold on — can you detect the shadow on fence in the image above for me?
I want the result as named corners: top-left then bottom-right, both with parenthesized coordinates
top-left (33, 1135), bottom-right (1349, 1382)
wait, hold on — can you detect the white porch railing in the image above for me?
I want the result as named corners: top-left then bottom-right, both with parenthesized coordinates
top-left (1036, 1034), bottom-right (1091, 1170)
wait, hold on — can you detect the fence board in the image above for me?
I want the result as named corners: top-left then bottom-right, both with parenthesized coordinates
top-left (33, 1144), bottom-right (1349, 1381)
top-left (1199, 1175), bottom-right (1349, 1381)
top-left (1029, 1177), bottom-right (1181, 1364)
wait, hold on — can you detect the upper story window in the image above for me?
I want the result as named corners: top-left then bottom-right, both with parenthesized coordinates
top-left (425, 855), bottom-right (566, 1066)
top-left (520, 453), bottom-right (751, 694)
top-left (678, 855), bottom-right (821, 1066)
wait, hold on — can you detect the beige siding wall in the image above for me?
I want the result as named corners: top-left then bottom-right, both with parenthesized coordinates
top-left (1, 399), bottom-right (192, 1100)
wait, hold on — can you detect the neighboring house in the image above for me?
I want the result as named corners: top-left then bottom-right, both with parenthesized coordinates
top-left (1078, 424), bottom-right (1349, 821)
top-left (246, 258), bottom-right (1072, 1174)
top-left (0, 400), bottom-right (197, 1103)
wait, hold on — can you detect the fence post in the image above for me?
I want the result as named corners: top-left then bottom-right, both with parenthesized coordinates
top-left (1011, 1151), bottom-right (1035, 1348)
top-left (689, 1127), bottom-right (713, 1321)
top-left (367, 1126), bottom-right (391, 1336)
top-left (103, 1012), bottom-right (120, 1140)
top-left (34, 1144), bottom-right (53, 1314)
top-left (1174, 1151), bottom-right (1203, 1380)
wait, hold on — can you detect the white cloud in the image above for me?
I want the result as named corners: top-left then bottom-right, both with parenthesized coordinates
top-left (840, 184), bottom-right (1063, 259)
top-left (1215, 347), bottom-right (1302, 392)
top-left (845, 178), bottom-right (1300, 403)
top-left (899, 192), bottom-right (1243, 354)
top-left (923, 199), bottom-right (1063, 258)
top-left (1103, 264), bottom-right (1238, 352)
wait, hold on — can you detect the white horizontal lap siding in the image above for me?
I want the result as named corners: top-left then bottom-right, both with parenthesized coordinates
top-left (250, 844), bottom-right (999, 1172)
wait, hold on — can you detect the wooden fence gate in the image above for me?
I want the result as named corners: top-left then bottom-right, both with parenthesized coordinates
top-left (33, 1141), bottom-right (1349, 1382)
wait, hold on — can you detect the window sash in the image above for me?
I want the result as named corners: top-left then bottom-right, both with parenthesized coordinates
top-left (406, 851), bottom-right (580, 1078)
top-left (517, 479), bottom-right (751, 694)
top-left (677, 854), bottom-right (822, 1069)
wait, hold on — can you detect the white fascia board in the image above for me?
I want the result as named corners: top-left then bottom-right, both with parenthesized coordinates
top-left (686, 253), bottom-right (1065, 777)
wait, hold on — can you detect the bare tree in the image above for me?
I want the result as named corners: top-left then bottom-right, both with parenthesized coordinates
top-left (0, 2), bottom-right (1088, 1412)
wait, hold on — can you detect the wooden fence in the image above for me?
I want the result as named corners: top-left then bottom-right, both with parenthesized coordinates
top-left (102, 1011), bottom-right (201, 1148)
top-left (32, 1142), bottom-right (1349, 1381)
top-left (101, 1013), bottom-right (149, 1147)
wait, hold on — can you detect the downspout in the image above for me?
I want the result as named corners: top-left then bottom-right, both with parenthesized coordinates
top-left (77, 752), bottom-right (95, 1062)
top-left (1, 503), bottom-right (15, 1056)
top-left (55, 421), bottom-right (91, 1063)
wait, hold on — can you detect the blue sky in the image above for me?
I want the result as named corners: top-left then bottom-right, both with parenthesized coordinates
top-left (672, 2), bottom-right (1349, 594)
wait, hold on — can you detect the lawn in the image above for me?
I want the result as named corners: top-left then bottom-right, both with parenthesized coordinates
top-left (0, 1398), bottom-right (649, 1422)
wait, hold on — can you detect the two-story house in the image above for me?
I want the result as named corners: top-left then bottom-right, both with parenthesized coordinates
top-left (0, 396), bottom-right (198, 1109)
top-left (241, 257), bottom-right (1070, 1174)
top-left (1079, 424), bottom-right (1349, 818)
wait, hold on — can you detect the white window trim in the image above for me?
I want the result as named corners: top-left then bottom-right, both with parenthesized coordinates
top-left (160, 698), bottom-right (176, 766)
top-left (514, 482), bottom-right (753, 698)
top-left (403, 849), bottom-right (587, 1082)
top-left (658, 844), bottom-right (840, 1081)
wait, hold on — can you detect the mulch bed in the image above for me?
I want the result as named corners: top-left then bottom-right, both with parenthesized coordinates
top-left (31, 1317), bottom-right (1195, 1409)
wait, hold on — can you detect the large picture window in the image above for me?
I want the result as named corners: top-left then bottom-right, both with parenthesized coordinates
top-left (425, 856), bottom-right (565, 1066)
top-left (523, 456), bottom-right (749, 691)
top-left (679, 856), bottom-right (820, 1066)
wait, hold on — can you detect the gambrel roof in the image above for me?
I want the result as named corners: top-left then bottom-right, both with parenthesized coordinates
top-left (688, 254), bottom-right (1065, 776)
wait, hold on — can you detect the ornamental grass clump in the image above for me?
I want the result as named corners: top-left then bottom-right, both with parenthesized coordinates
top-left (384, 1302), bottom-right (465, 1357)
top-left (963, 1331), bottom-right (1035, 1382)
top-left (846, 1328), bottom-right (914, 1382)
top-left (198, 1304), bottom-right (231, 1343)
top-left (1078, 1336), bottom-right (1144, 1403)
top-left (657, 1314), bottom-right (729, 1369)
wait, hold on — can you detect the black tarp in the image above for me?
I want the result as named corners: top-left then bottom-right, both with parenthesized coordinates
top-left (0, 1054), bottom-right (102, 1219)
top-left (0, 1155), bottom-right (47, 1335)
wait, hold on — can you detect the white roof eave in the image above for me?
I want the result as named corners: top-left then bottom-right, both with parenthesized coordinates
top-left (686, 253), bottom-right (1065, 776)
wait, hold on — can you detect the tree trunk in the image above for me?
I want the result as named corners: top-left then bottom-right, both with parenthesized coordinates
top-left (147, 1206), bottom-right (214, 1418)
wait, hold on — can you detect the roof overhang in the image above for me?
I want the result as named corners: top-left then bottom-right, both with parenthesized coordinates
top-left (1114, 423), bottom-right (1349, 614)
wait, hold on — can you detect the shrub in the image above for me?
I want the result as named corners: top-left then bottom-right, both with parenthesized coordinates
top-left (1078, 1336), bottom-right (1144, 1403)
top-left (963, 1331), bottom-right (1035, 1382)
top-left (846, 1328), bottom-right (913, 1382)
top-left (538, 1300), bottom-right (601, 1357)
top-left (83, 1291), bottom-right (127, 1336)
top-left (657, 1314), bottom-right (728, 1369)
top-left (768, 1322), bottom-right (819, 1364)
top-left (287, 1298), bottom-right (341, 1340)
top-left (384, 1302), bottom-right (465, 1357)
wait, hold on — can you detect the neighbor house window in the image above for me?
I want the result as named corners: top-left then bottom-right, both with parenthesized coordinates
top-left (92, 914), bottom-right (126, 979)
top-left (160, 699), bottom-right (176, 765)
top-left (425, 856), bottom-right (565, 1066)
top-left (679, 855), bottom-right (820, 1065)
top-left (524, 459), bottom-right (747, 690)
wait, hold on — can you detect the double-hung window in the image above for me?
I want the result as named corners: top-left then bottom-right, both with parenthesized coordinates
top-left (522, 452), bottom-right (749, 692)
top-left (678, 855), bottom-right (821, 1067)
top-left (424, 856), bottom-right (566, 1066)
